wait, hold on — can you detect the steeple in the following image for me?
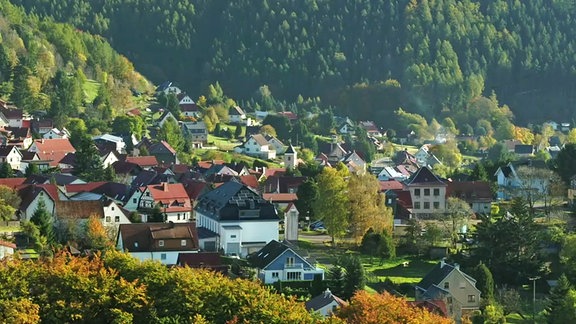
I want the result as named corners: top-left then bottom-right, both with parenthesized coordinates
top-left (284, 143), bottom-right (297, 169)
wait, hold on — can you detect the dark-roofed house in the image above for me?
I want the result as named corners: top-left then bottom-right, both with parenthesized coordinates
top-left (514, 144), bottom-right (534, 157)
top-left (248, 240), bottom-right (323, 284)
top-left (305, 288), bottom-right (348, 317)
top-left (126, 156), bottom-right (159, 170)
top-left (0, 145), bottom-right (22, 171)
top-left (228, 106), bottom-right (246, 124)
top-left (494, 160), bottom-right (549, 200)
top-left (181, 121), bottom-right (208, 147)
top-left (404, 166), bottom-right (447, 218)
top-left (176, 252), bottom-right (228, 274)
top-left (415, 260), bottom-right (481, 322)
top-left (116, 222), bottom-right (199, 265)
top-left (195, 180), bottom-right (279, 256)
top-left (149, 141), bottom-right (179, 165)
top-left (17, 184), bottom-right (59, 221)
top-left (447, 181), bottom-right (493, 215)
top-left (234, 134), bottom-right (276, 159)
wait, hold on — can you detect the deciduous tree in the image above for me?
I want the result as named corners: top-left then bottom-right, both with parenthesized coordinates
top-left (313, 167), bottom-right (348, 245)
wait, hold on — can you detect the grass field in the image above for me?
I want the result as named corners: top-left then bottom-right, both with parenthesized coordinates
top-left (83, 79), bottom-right (101, 103)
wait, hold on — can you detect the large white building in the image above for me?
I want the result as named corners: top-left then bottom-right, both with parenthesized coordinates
top-left (194, 180), bottom-right (279, 257)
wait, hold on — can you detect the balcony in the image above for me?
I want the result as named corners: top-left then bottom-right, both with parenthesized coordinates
top-left (284, 263), bottom-right (304, 270)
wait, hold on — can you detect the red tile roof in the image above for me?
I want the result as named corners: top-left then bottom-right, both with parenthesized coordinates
top-left (32, 138), bottom-right (75, 153)
top-left (0, 240), bottom-right (16, 249)
top-left (239, 175), bottom-right (259, 190)
top-left (145, 183), bottom-right (191, 213)
top-left (126, 156), bottom-right (159, 167)
top-left (197, 160), bottom-right (226, 169)
top-left (0, 178), bottom-right (26, 189)
top-left (264, 168), bottom-right (286, 177)
top-left (379, 180), bottom-right (404, 192)
top-left (263, 193), bottom-right (297, 202)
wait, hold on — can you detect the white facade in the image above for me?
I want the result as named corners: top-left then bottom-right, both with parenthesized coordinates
top-left (0, 147), bottom-right (22, 171)
top-left (103, 201), bottom-right (131, 226)
top-left (241, 137), bottom-right (276, 159)
top-left (43, 128), bottom-right (69, 139)
top-left (21, 194), bottom-right (55, 222)
top-left (179, 95), bottom-right (195, 105)
top-left (284, 204), bottom-right (299, 241)
top-left (0, 243), bottom-right (15, 259)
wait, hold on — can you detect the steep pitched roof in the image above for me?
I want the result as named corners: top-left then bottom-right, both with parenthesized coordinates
top-left (238, 175), bottom-right (259, 190)
top-left (250, 134), bottom-right (269, 146)
top-left (18, 184), bottom-right (59, 211)
top-left (31, 138), bottom-right (75, 153)
top-left (0, 178), bottom-right (26, 189)
top-left (416, 261), bottom-right (477, 293)
top-left (147, 183), bottom-right (189, 200)
top-left (126, 156), bottom-right (159, 167)
top-left (149, 140), bottom-right (176, 155)
top-left (229, 106), bottom-right (245, 116)
top-left (248, 239), bottom-right (290, 268)
top-left (404, 167), bottom-right (446, 187)
top-left (379, 180), bottom-right (404, 192)
top-left (305, 289), bottom-right (348, 312)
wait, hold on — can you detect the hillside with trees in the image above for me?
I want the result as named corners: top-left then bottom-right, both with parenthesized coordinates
top-left (0, 0), bottom-right (151, 129)
top-left (11, 0), bottom-right (576, 126)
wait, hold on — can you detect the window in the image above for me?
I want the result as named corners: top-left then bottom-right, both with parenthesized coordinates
top-left (145, 192), bottom-right (150, 196)
top-left (414, 202), bottom-right (421, 209)
top-left (177, 213), bottom-right (181, 220)
top-left (287, 272), bottom-right (301, 280)
top-left (444, 282), bottom-right (449, 289)
top-left (272, 272), bottom-right (279, 278)
top-left (433, 188), bottom-right (440, 196)
top-left (414, 189), bottom-right (421, 196)
top-left (111, 206), bottom-right (115, 211)
top-left (468, 295), bottom-right (476, 303)
top-left (433, 202), bottom-right (440, 209)
top-left (115, 216), bottom-right (120, 222)
top-left (423, 202), bottom-right (430, 209)
top-left (160, 253), bottom-right (167, 260)
top-left (460, 282), bottom-right (466, 289)
top-left (159, 240), bottom-right (165, 247)
top-left (181, 239), bottom-right (187, 246)
top-left (286, 257), bottom-right (295, 266)
top-left (424, 188), bottom-right (430, 196)
top-left (231, 235), bottom-right (237, 238)
top-left (133, 198), bottom-right (137, 203)
top-left (134, 242), bottom-right (139, 248)
top-left (105, 216), bottom-right (111, 222)
top-left (447, 297), bottom-right (453, 304)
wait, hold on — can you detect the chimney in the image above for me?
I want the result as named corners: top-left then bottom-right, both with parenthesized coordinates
top-left (41, 139), bottom-right (45, 144)
top-left (323, 288), bottom-right (332, 298)
top-left (454, 263), bottom-right (460, 270)
top-left (440, 258), bottom-right (446, 268)
top-left (163, 182), bottom-right (168, 191)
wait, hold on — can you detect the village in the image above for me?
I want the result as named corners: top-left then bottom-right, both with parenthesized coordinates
top-left (0, 81), bottom-right (573, 323)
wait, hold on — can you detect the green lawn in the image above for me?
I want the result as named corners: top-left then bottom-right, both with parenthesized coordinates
top-left (83, 79), bottom-right (101, 103)
top-left (0, 225), bottom-right (19, 233)
top-left (366, 257), bottom-right (437, 284)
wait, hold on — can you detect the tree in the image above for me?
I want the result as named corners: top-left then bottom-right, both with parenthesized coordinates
top-left (0, 185), bottom-right (20, 221)
top-left (347, 173), bottom-right (392, 243)
top-left (73, 135), bottom-right (105, 182)
top-left (157, 117), bottom-right (184, 152)
top-left (49, 70), bottom-right (82, 127)
top-left (327, 265), bottom-right (346, 297)
top-left (234, 125), bottom-right (243, 139)
top-left (553, 143), bottom-right (576, 184)
top-left (295, 178), bottom-right (318, 221)
top-left (84, 215), bottom-right (112, 250)
top-left (149, 204), bottom-right (165, 223)
top-left (259, 124), bottom-right (277, 137)
top-left (338, 291), bottom-right (452, 323)
top-left (436, 197), bottom-right (474, 249)
top-left (25, 164), bottom-right (40, 177)
top-left (559, 234), bottom-right (576, 282)
top-left (487, 142), bottom-right (514, 163)
top-left (0, 162), bottom-right (13, 178)
top-left (470, 263), bottom-right (495, 302)
top-left (339, 255), bottom-right (366, 300)
top-left (317, 110), bottom-right (335, 135)
top-left (0, 299), bottom-right (40, 324)
top-left (30, 198), bottom-right (55, 244)
top-left (515, 166), bottom-right (554, 215)
top-left (312, 167), bottom-right (349, 245)
top-left (546, 274), bottom-right (574, 323)
top-left (262, 114), bottom-right (291, 141)
top-left (496, 287), bottom-right (521, 316)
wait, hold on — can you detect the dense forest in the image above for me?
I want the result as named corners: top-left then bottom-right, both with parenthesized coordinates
top-left (9, 0), bottom-right (576, 126)
top-left (0, 0), bottom-right (151, 128)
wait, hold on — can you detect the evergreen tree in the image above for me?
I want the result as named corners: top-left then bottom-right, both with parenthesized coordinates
top-left (73, 135), bottom-right (105, 182)
top-left (30, 198), bottom-right (55, 244)
top-left (0, 162), bottom-right (13, 178)
top-left (234, 125), bottom-right (243, 139)
top-left (470, 263), bottom-right (495, 303)
top-left (149, 204), bottom-right (165, 223)
top-left (158, 117), bottom-right (185, 152)
top-left (546, 274), bottom-right (573, 323)
top-left (295, 178), bottom-right (318, 221)
top-left (327, 265), bottom-right (345, 297)
top-left (340, 255), bottom-right (366, 300)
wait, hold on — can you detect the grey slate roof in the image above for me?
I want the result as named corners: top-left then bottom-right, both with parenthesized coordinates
top-left (195, 180), bottom-right (278, 221)
top-left (405, 166), bottom-right (446, 186)
top-left (305, 289), bottom-right (348, 312)
top-left (248, 239), bottom-right (290, 268)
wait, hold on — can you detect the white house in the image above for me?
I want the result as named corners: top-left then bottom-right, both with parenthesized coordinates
top-left (248, 240), bottom-right (324, 284)
top-left (43, 128), bottom-right (70, 139)
top-left (234, 134), bottom-right (276, 160)
top-left (0, 145), bottom-right (22, 171)
top-left (229, 106), bottom-right (247, 124)
top-left (116, 222), bottom-right (199, 265)
top-left (93, 134), bottom-right (126, 153)
top-left (265, 135), bottom-right (286, 155)
top-left (0, 240), bottom-right (16, 259)
top-left (494, 161), bottom-right (549, 200)
top-left (17, 184), bottom-right (59, 221)
top-left (136, 182), bottom-right (192, 223)
top-left (195, 180), bottom-right (279, 257)
top-left (305, 289), bottom-right (348, 317)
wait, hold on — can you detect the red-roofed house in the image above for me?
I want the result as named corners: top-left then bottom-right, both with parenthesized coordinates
top-left (447, 181), bottom-right (493, 215)
top-left (0, 240), bottom-right (16, 259)
top-left (239, 175), bottom-right (260, 190)
top-left (379, 180), bottom-right (404, 192)
top-left (126, 156), bottom-right (159, 170)
top-left (277, 111), bottom-right (298, 122)
top-left (135, 182), bottom-right (192, 223)
top-left (27, 138), bottom-right (75, 168)
top-left (0, 178), bottom-right (26, 189)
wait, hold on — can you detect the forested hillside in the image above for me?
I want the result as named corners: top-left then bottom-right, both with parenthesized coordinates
top-left (13, 0), bottom-right (576, 125)
top-left (0, 0), bottom-right (151, 128)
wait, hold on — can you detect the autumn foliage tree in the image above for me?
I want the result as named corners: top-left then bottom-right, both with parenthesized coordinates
top-left (338, 290), bottom-right (452, 324)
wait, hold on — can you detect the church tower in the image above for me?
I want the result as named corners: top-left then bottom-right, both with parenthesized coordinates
top-left (284, 143), bottom-right (298, 169)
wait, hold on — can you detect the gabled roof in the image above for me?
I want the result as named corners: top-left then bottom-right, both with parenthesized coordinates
top-left (262, 176), bottom-right (307, 194)
top-left (285, 144), bottom-right (296, 154)
top-left (126, 156), bottom-right (159, 167)
top-left (0, 178), bottom-right (26, 189)
top-left (5, 127), bottom-right (30, 139)
top-left (277, 111), bottom-right (298, 120)
top-left (447, 181), bottom-right (492, 202)
top-left (149, 140), bottom-right (176, 155)
top-left (182, 179), bottom-right (210, 201)
top-left (379, 180), bottom-right (404, 192)
top-left (56, 200), bottom-right (104, 220)
top-left (229, 106), bottom-right (245, 116)
top-left (416, 261), bottom-right (477, 293)
top-left (177, 252), bottom-right (227, 273)
top-left (249, 134), bottom-right (269, 146)
top-left (0, 145), bottom-right (21, 158)
top-left (113, 161), bottom-right (143, 175)
top-left (248, 239), bottom-right (312, 269)
top-left (93, 134), bottom-right (124, 143)
top-left (146, 183), bottom-right (189, 201)
top-left (238, 175), bottom-right (259, 190)
top-left (404, 167), bottom-right (446, 187)
top-left (305, 289), bottom-right (348, 312)
top-left (18, 184), bottom-right (59, 211)
top-left (0, 107), bottom-right (22, 120)
top-left (118, 222), bottom-right (199, 253)
top-left (514, 144), bottom-right (534, 155)
top-left (31, 138), bottom-right (75, 153)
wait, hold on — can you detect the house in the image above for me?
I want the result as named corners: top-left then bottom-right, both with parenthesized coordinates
top-left (248, 240), bottom-right (324, 284)
top-left (0, 240), bottom-right (16, 259)
top-left (0, 105), bottom-right (24, 127)
top-left (135, 182), bottom-right (192, 223)
top-left (17, 184), bottom-right (59, 221)
top-left (176, 252), bottom-right (228, 273)
top-left (277, 111), bottom-right (298, 122)
top-left (447, 181), bottom-right (492, 214)
top-left (228, 106), bottom-right (247, 124)
top-left (178, 94), bottom-right (201, 118)
top-left (305, 289), bottom-right (348, 317)
top-left (262, 176), bottom-right (307, 194)
top-left (341, 151), bottom-right (367, 174)
top-left (55, 199), bottom-right (131, 229)
top-left (148, 141), bottom-right (179, 165)
top-left (181, 121), bottom-right (208, 146)
top-left (116, 222), bottom-right (199, 265)
top-left (195, 180), bottom-right (279, 256)
top-left (93, 134), bottom-right (126, 154)
top-left (31, 119), bottom-right (54, 135)
top-left (358, 121), bottom-right (382, 137)
top-left (125, 156), bottom-right (159, 170)
top-left (27, 138), bottom-right (76, 168)
top-left (378, 166), bottom-right (410, 182)
top-left (157, 111), bottom-right (177, 127)
top-left (514, 144), bottom-right (534, 157)
top-left (43, 128), bottom-right (70, 139)
top-left (235, 134), bottom-right (276, 160)
top-left (156, 81), bottom-right (182, 95)
top-left (0, 145), bottom-right (22, 171)
top-left (404, 166), bottom-right (447, 218)
top-left (264, 135), bottom-right (286, 155)
top-left (415, 260), bottom-right (481, 322)
top-left (494, 160), bottom-right (549, 200)
top-left (336, 117), bottom-right (355, 135)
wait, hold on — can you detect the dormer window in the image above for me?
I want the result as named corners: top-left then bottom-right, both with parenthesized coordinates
top-left (159, 240), bottom-right (164, 247)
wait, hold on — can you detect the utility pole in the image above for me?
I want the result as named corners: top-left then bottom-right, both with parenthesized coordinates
top-left (528, 276), bottom-right (540, 323)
